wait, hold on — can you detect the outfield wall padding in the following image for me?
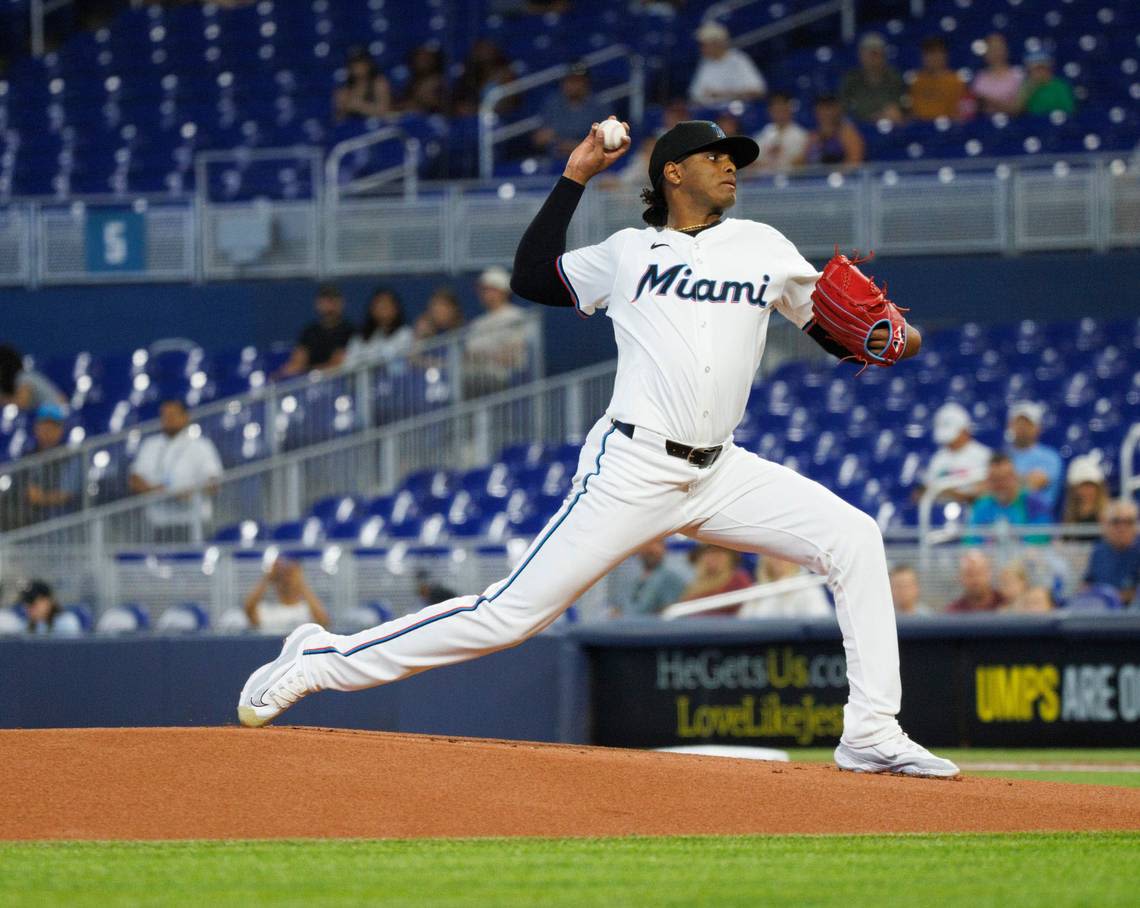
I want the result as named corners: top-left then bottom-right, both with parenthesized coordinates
top-left (2, 616), bottom-right (1140, 746)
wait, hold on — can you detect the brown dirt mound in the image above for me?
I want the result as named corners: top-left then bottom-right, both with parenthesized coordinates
top-left (2, 727), bottom-right (1139, 840)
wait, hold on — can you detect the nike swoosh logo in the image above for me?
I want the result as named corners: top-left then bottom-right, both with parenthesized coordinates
top-left (651, 242), bottom-right (669, 250)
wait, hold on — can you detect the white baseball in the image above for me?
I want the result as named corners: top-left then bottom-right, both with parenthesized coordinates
top-left (600, 119), bottom-right (628, 151)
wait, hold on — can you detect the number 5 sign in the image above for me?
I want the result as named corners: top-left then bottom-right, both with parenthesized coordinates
top-left (85, 208), bottom-right (146, 273)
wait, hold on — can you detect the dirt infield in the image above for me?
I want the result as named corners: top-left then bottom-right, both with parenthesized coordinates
top-left (3, 727), bottom-right (1140, 840)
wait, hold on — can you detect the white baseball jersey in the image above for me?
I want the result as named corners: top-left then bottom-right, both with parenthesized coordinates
top-left (556, 219), bottom-right (821, 447)
top-left (279, 207), bottom-right (909, 754)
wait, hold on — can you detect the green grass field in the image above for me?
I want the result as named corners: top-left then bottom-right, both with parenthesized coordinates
top-left (4, 751), bottom-right (1138, 907)
top-left (2, 834), bottom-right (1139, 907)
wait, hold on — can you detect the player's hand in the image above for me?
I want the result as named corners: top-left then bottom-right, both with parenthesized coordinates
top-left (562, 116), bottom-right (631, 186)
top-left (870, 323), bottom-right (922, 359)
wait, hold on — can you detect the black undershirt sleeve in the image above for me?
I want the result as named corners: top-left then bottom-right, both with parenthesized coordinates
top-left (510, 176), bottom-right (586, 308)
top-left (805, 319), bottom-right (851, 361)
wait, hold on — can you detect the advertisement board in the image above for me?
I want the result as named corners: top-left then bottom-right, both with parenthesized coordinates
top-left (588, 625), bottom-right (1140, 748)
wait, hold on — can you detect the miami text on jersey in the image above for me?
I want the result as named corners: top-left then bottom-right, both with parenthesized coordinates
top-left (633, 263), bottom-right (771, 307)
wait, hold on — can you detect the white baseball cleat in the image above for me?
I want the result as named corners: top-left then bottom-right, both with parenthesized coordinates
top-left (237, 623), bottom-right (323, 728)
top-left (834, 733), bottom-right (960, 779)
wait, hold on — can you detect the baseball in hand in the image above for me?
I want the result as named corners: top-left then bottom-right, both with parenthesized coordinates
top-left (600, 119), bottom-right (628, 151)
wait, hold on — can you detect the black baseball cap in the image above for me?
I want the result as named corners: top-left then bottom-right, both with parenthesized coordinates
top-left (649, 120), bottom-right (759, 189)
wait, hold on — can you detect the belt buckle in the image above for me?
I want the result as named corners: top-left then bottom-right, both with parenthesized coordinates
top-left (687, 448), bottom-right (704, 466)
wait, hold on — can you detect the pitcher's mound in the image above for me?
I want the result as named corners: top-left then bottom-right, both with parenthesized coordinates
top-left (3, 727), bottom-right (1139, 840)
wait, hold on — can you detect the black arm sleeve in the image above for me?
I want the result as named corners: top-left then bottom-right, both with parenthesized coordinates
top-left (510, 176), bottom-right (586, 308)
top-left (804, 319), bottom-right (851, 361)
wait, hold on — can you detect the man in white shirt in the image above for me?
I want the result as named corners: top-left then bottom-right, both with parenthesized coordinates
top-left (920, 402), bottom-right (991, 503)
top-left (129, 399), bottom-right (224, 541)
top-left (754, 91), bottom-right (808, 173)
top-left (463, 266), bottom-right (532, 395)
top-left (688, 22), bottom-right (767, 109)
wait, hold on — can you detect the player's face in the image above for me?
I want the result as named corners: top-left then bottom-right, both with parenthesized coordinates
top-left (680, 150), bottom-right (738, 210)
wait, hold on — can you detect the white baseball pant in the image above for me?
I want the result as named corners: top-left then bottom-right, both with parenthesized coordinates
top-left (298, 415), bottom-right (903, 747)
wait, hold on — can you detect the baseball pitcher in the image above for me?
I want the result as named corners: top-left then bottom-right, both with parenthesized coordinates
top-left (237, 118), bottom-right (958, 778)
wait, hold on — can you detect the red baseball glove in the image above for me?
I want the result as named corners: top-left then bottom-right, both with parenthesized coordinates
top-left (808, 250), bottom-right (908, 368)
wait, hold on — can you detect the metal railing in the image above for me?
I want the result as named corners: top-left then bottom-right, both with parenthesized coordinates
top-left (661, 573), bottom-right (828, 620)
top-left (2, 153), bottom-right (1136, 288)
top-left (194, 146), bottom-right (324, 280)
top-left (0, 523), bottom-right (1112, 632)
top-left (478, 44), bottom-right (646, 180)
top-left (1121, 423), bottom-right (1140, 503)
top-left (0, 317), bottom-right (818, 549)
top-left (730, 0), bottom-right (857, 50)
top-left (0, 313), bottom-right (545, 534)
top-left (325, 127), bottom-right (421, 202)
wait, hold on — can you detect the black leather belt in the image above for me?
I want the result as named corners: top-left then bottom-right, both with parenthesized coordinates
top-left (611, 419), bottom-right (723, 468)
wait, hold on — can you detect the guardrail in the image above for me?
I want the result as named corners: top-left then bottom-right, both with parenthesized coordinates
top-left (661, 573), bottom-right (828, 620)
top-left (1, 153), bottom-right (1136, 288)
top-left (325, 127), bottom-right (421, 202)
top-left (0, 313), bottom-right (545, 534)
top-left (478, 44), bottom-right (645, 181)
top-left (1121, 423), bottom-right (1140, 503)
top-left (0, 317), bottom-right (819, 549)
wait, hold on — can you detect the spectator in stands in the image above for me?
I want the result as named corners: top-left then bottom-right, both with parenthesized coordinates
top-left (244, 558), bottom-right (330, 634)
top-left (918, 402), bottom-right (991, 503)
top-left (1006, 401), bottom-right (1063, 515)
top-left (1062, 455), bottom-right (1109, 528)
top-left (618, 538), bottom-right (686, 617)
top-left (532, 66), bottom-right (607, 159)
top-left (414, 287), bottom-right (465, 342)
top-left (1083, 499), bottom-right (1140, 607)
top-left (688, 22), bottom-right (766, 109)
top-left (401, 45), bottom-right (445, 114)
top-left (333, 46), bottom-right (393, 123)
top-left (417, 570), bottom-right (457, 606)
top-left (464, 267), bottom-right (530, 395)
top-left (346, 287), bottom-right (415, 365)
top-left (889, 564), bottom-right (930, 615)
top-left (1017, 51), bottom-right (1075, 116)
top-left (804, 95), bottom-right (864, 166)
top-left (1018, 586), bottom-right (1055, 613)
top-left (680, 544), bottom-right (753, 609)
top-left (908, 36), bottom-right (968, 122)
top-left (129, 398), bottom-right (224, 542)
top-left (277, 284), bottom-right (355, 378)
top-left (754, 91), bottom-right (808, 173)
top-left (0, 344), bottom-right (67, 415)
top-left (25, 404), bottom-right (81, 518)
top-left (452, 39), bottom-right (517, 117)
top-left (839, 32), bottom-right (905, 123)
top-left (20, 579), bottom-right (80, 636)
top-left (997, 560), bottom-right (1030, 611)
top-left (968, 452), bottom-right (1052, 542)
top-left (738, 555), bottom-right (831, 618)
top-left (971, 33), bottom-right (1023, 115)
top-left (946, 550), bottom-right (1006, 613)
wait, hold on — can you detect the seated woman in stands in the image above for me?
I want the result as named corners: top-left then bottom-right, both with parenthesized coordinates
top-left (244, 559), bottom-right (330, 635)
top-left (334, 46), bottom-right (393, 122)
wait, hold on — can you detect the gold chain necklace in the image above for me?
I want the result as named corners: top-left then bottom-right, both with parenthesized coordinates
top-left (672, 221), bottom-right (717, 234)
